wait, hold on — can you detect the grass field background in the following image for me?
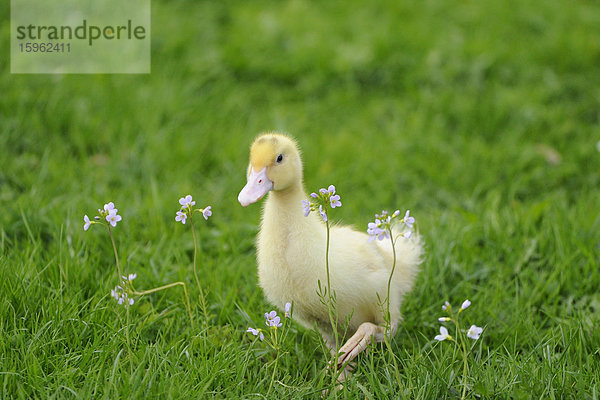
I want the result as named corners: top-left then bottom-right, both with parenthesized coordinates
top-left (1, 0), bottom-right (600, 398)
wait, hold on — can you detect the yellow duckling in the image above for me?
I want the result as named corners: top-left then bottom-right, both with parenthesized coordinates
top-left (238, 133), bottom-right (423, 372)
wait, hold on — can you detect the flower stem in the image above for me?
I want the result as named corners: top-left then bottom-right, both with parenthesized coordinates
top-left (189, 213), bottom-right (210, 329)
top-left (384, 229), bottom-right (404, 395)
top-left (454, 318), bottom-right (469, 400)
top-left (384, 337), bottom-right (405, 398)
top-left (107, 226), bottom-right (122, 281)
top-left (325, 220), bottom-right (333, 308)
top-left (462, 350), bottom-right (468, 399)
top-left (189, 214), bottom-right (201, 291)
top-left (385, 229), bottom-right (397, 338)
top-left (323, 219), bottom-right (344, 388)
top-left (267, 352), bottom-right (279, 396)
top-left (126, 306), bottom-right (133, 374)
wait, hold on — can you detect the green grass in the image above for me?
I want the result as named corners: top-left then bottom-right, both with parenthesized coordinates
top-left (2, 0), bottom-right (600, 397)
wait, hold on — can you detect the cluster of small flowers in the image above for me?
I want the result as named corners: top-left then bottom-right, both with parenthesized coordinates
top-left (367, 209), bottom-right (414, 242)
top-left (111, 273), bottom-right (137, 307)
top-left (434, 299), bottom-right (483, 341)
top-left (83, 197), bottom-right (207, 320)
top-left (302, 185), bottom-right (342, 222)
top-left (83, 202), bottom-right (122, 231)
top-left (175, 195), bottom-right (212, 224)
top-left (247, 302), bottom-right (291, 341)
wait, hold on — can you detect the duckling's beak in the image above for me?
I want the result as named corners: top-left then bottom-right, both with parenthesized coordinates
top-left (238, 167), bottom-right (273, 207)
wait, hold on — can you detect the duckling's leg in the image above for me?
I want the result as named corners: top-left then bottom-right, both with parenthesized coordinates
top-left (337, 322), bottom-right (397, 368)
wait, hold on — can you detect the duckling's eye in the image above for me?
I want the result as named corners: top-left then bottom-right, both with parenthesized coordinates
top-left (276, 154), bottom-right (283, 163)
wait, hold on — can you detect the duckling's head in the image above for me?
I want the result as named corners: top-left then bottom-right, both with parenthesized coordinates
top-left (238, 133), bottom-right (303, 207)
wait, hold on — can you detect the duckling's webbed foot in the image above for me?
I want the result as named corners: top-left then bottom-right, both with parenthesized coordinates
top-left (336, 322), bottom-right (393, 368)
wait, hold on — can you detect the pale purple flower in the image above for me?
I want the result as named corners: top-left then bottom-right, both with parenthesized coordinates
top-left (467, 325), bottom-right (483, 340)
top-left (460, 299), bottom-right (471, 311)
top-left (374, 219), bottom-right (389, 240)
top-left (265, 311), bottom-right (282, 328)
top-left (83, 215), bottom-right (91, 231)
top-left (202, 206), bottom-right (212, 220)
top-left (302, 199), bottom-right (311, 217)
top-left (319, 188), bottom-right (328, 195)
top-left (367, 220), bottom-right (388, 242)
top-left (127, 273), bottom-right (137, 282)
top-left (106, 210), bottom-right (122, 227)
top-left (393, 210), bottom-right (401, 218)
top-left (370, 212), bottom-right (392, 233)
top-left (271, 316), bottom-right (282, 327)
top-left (285, 302), bottom-right (292, 318)
top-left (403, 210), bottom-right (415, 228)
top-left (434, 326), bottom-right (451, 341)
top-left (442, 301), bottom-right (450, 311)
top-left (104, 202), bottom-right (116, 213)
top-left (367, 222), bottom-right (378, 241)
top-left (402, 231), bottom-right (412, 239)
top-left (111, 286), bottom-right (134, 307)
top-left (179, 195), bottom-right (195, 208)
top-left (438, 317), bottom-right (450, 322)
top-left (310, 192), bottom-right (318, 199)
top-left (247, 327), bottom-right (265, 341)
top-left (327, 185), bottom-right (336, 194)
top-left (318, 205), bottom-right (328, 222)
top-left (330, 194), bottom-right (342, 208)
top-left (175, 210), bottom-right (187, 224)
